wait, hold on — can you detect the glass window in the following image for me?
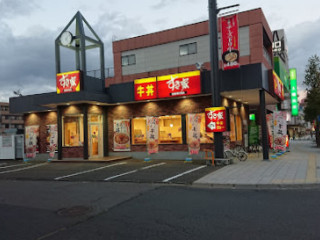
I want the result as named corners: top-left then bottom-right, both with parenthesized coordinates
top-left (179, 45), bottom-right (188, 56)
top-left (121, 56), bottom-right (129, 66)
top-left (121, 54), bottom-right (136, 66)
top-left (236, 115), bottom-right (243, 141)
top-left (230, 114), bottom-right (236, 142)
top-left (159, 115), bottom-right (182, 144)
top-left (187, 113), bottom-right (214, 144)
top-left (229, 114), bottom-right (243, 142)
top-left (179, 42), bottom-right (197, 56)
top-left (62, 115), bottom-right (84, 147)
top-left (132, 118), bottom-right (147, 145)
top-left (200, 113), bottom-right (214, 143)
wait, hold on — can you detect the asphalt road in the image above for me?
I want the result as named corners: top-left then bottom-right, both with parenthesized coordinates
top-left (1, 180), bottom-right (320, 240)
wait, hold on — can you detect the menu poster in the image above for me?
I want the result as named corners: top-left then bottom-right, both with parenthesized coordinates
top-left (25, 125), bottom-right (39, 158)
top-left (113, 119), bottom-right (131, 151)
top-left (146, 116), bottom-right (159, 154)
top-left (46, 124), bottom-right (58, 158)
top-left (188, 114), bottom-right (201, 155)
top-left (273, 111), bottom-right (287, 151)
top-left (266, 114), bottom-right (274, 149)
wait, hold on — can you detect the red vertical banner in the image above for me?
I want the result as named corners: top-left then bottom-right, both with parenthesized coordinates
top-left (221, 14), bottom-right (240, 70)
top-left (205, 107), bottom-right (227, 132)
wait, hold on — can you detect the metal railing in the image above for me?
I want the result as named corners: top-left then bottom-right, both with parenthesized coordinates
top-left (86, 67), bottom-right (114, 78)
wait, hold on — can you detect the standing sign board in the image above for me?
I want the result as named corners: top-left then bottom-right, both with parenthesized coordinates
top-left (273, 111), bottom-right (287, 151)
top-left (113, 120), bottom-right (131, 151)
top-left (205, 107), bottom-right (227, 132)
top-left (221, 14), bottom-right (240, 70)
top-left (146, 116), bottom-right (159, 154)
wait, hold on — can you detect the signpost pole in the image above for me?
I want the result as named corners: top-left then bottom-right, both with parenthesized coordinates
top-left (208, 0), bottom-right (224, 158)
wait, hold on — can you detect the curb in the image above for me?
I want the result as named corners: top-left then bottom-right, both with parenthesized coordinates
top-left (192, 182), bottom-right (320, 190)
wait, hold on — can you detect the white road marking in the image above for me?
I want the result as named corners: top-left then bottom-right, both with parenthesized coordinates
top-left (0, 163), bottom-right (26, 169)
top-left (141, 162), bottom-right (166, 170)
top-left (104, 162), bottom-right (166, 181)
top-left (104, 170), bottom-right (138, 181)
top-left (54, 162), bottom-right (127, 180)
top-left (162, 165), bottom-right (207, 183)
top-left (0, 163), bottom-right (48, 174)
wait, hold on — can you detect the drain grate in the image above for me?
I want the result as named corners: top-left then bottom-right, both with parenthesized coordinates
top-left (57, 206), bottom-right (92, 217)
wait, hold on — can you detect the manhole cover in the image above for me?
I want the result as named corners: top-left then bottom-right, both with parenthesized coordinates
top-left (57, 206), bottom-right (92, 217)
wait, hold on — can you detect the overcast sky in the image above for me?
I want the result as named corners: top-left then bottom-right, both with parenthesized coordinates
top-left (1, 0), bottom-right (319, 102)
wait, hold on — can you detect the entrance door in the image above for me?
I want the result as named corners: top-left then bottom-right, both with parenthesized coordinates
top-left (89, 124), bottom-right (102, 158)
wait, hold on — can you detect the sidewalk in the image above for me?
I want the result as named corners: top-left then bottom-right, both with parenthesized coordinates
top-left (194, 140), bottom-right (320, 188)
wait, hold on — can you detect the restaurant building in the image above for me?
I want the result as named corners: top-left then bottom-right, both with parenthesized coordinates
top-left (10, 8), bottom-right (283, 160)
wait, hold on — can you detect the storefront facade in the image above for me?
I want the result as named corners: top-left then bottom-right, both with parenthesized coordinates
top-left (10, 8), bottom-right (283, 160)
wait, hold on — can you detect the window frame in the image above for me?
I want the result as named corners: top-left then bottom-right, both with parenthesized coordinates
top-left (179, 42), bottom-right (197, 56)
top-left (62, 114), bottom-right (84, 147)
top-left (121, 54), bottom-right (136, 66)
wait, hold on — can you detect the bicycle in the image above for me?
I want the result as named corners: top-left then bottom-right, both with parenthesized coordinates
top-left (224, 147), bottom-right (248, 162)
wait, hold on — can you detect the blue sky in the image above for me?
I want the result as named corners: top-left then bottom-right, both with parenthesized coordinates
top-left (1, 0), bottom-right (319, 101)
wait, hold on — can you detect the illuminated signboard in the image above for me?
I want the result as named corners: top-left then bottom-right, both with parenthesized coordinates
top-left (157, 71), bottom-right (201, 98)
top-left (249, 114), bottom-right (256, 121)
top-left (205, 107), bottom-right (227, 132)
top-left (134, 77), bottom-right (157, 101)
top-left (273, 71), bottom-right (284, 100)
top-left (56, 70), bottom-right (81, 94)
top-left (290, 68), bottom-right (299, 116)
top-left (221, 14), bottom-right (240, 70)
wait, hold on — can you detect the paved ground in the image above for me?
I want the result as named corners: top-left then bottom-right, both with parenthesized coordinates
top-left (1, 139), bottom-right (319, 188)
top-left (195, 140), bottom-right (320, 188)
top-left (0, 159), bottom-right (221, 184)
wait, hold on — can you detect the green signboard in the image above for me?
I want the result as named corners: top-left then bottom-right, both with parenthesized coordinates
top-left (290, 68), bottom-right (299, 116)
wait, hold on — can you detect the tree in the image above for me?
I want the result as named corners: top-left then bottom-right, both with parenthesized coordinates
top-left (303, 55), bottom-right (320, 147)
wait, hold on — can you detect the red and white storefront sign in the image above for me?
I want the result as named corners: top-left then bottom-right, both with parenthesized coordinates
top-left (134, 77), bottom-right (157, 101)
top-left (221, 14), bottom-right (240, 70)
top-left (205, 107), bottom-right (227, 132)
top-left (56, 70), bottom-right (81, 94)
top-left (157, 71), bottom-right (201, 98)
top-left (273, 71), bottom-right (285, 100)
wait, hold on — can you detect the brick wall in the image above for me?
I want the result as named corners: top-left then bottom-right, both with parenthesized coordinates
top-left (108, 96), bottom-right (248, 152)
top-left (25, 111), bottom-right (57, 154)
top-left (62, 147), bottom-right (84, 158)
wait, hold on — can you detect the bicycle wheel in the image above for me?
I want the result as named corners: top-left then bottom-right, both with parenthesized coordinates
top-left (237, 151), bottom-right (248, 161)
top-left (224, 150), bottom-right (234, 159)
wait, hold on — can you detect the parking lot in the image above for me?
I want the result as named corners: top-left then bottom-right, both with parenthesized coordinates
top-left (0, 159), bottom-right (221, 184)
